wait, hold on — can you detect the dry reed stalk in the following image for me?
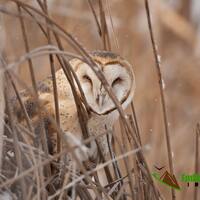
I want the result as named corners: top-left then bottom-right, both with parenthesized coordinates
top-left (17, 5), bottom-right (52, 188)
top-left (92, 3), bottom-right (160, 198)
top-left (4, 80), bottom-right (27, 200)
top-left (0, 1), bottom-right (164, 199)
top-left (6, 72), bottom-right (34, 133)
top-left (105, 0), bottom-right (120, 52)
top-left (9, 68), bottom-right (98, 198)
top-left (38, 0), bottom-right (61, 153)
top-left (0, 1), bottom-right (126, 123)
top-left (0, 14), bottom-right (5, 171)
top-left (145, 0), bottom-right (175, 199)
top-left (194, 123), bottom-right (200, 200)
top-left (48, 146), bottom-right (147, 199)
top-left (120, 121), bottom-right (136, 199)
top-left (87, 0), bottom-right (102, 36)
top-left (0, 68), bottom-right (4, 173)
top-left (12, 3), bottom-right (94, 197)
top-left (99, 0), bottom-right (111, 51)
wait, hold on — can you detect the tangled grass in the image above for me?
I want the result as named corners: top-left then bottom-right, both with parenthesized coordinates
top-left (0, 0), bottom-right (199, 199)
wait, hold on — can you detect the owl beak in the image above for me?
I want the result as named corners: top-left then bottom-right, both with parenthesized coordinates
top-left (96, 93), bottom-right (106, 108)
top-left (99, 93), bottom-right (106, 107)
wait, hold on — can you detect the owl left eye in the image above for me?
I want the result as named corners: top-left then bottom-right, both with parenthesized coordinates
top-left (112, 77), bottom-right (123, 87)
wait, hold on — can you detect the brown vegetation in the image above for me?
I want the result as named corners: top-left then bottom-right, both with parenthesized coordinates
top-left (0, 0), bottom-right (200, 199)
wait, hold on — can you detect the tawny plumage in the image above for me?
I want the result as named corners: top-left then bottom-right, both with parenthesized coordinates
top-left (12, 51), bottom-right (135, 163)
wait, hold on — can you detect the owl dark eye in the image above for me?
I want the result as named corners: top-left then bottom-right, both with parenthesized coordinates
top-left (112, 77), bottom-right (123, 87)
top-left (83, 75), bottom-right (92, 84)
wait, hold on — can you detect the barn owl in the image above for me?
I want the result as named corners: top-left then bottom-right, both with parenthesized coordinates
top-left (13, 51), bottom-right (135, 165)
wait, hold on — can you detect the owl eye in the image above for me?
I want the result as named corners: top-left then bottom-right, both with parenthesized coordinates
top-left (83, 75), bottom-right (92, 84)
top-left (112, 77), bottom-right (123, 87)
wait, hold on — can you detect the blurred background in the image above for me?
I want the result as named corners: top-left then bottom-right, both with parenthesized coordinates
top-left (2, 0), bottom-right (200, 199)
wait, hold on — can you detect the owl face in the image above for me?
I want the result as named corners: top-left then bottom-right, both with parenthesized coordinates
top-left (71, 51), bottom-right (135, 115)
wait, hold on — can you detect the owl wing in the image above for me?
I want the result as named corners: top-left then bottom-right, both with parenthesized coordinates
top-left (10, 68), bottom-right (83, 155)
top-left (37, 68), bottom-right (74, 100)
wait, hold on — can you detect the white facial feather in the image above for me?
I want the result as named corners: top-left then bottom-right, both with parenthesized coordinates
top-left (74, 61), bottom-right (134, 115)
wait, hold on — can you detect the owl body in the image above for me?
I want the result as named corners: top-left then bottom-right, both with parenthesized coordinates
top-left (13, 51), bottom-right (135, 163)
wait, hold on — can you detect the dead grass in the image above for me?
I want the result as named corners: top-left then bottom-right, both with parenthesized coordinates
top-left (0, 0), bottom-right (200, 199)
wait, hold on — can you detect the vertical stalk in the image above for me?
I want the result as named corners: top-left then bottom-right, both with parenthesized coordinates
top-left (144, 0), bottom-right (175, 199)
top-left (0, 14), bottom-right (5, 170)
top-left (194, 123), bottom-right (200, 200)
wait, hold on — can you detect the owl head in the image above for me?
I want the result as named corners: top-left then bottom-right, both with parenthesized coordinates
top-left (70, 51), bottom-right (135, 115)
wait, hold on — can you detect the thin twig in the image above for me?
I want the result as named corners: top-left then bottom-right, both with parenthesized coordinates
top-left (39, 0), bottom-right (61, 153)
top-left (194, 123), bottom-right (200, 200)
top-left (4, 79), bottom-right (27, 200)
top-left (87, 0), bottom-right (102, 36)
top-left (144, 0), bottom-right (175, 199)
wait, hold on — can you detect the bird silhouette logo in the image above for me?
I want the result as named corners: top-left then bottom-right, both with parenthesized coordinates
top-left (152, 165), bottom-right (181, 190)
top-left (154, 165), bottom-right (165, 171)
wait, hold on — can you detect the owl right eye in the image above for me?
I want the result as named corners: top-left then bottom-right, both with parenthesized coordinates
top-left (83, 75), bottom-right (92, 84)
